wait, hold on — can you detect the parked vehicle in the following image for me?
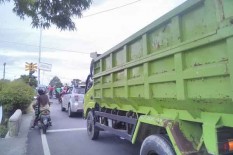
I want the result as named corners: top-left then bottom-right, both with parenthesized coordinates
top-left (84, 0), bottom-right (233, 155)
top-left (61, 85), bottom-right (85, 117)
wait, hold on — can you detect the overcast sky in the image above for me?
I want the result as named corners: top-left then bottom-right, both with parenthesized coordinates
top-left (0, 0), bottom-right (186, 85)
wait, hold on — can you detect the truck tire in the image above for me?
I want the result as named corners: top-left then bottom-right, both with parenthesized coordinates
top-left (140, 134), bottom-right (175, 155)
top-left (87, 111), bottom-right (99, 140)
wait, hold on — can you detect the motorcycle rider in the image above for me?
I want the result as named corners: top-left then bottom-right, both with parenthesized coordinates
top-left (55, 87), bottom-right (62, 103)
top-left (48, 85), bottom-right (54, 99)
top-left (31, 88), bottom-right (51, 128)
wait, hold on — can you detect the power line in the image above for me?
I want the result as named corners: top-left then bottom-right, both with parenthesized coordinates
top-left (0, 0), bottom-right (142, 54)
top-left (0, 0), bottom-right (144, 61)
top-left (0, 40), bottom-right (91, 54)
top-left (83, 0), bottom-right (141, 18)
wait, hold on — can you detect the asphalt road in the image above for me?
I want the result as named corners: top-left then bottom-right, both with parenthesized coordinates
top-left (26, 98), bottom-right (140, 155)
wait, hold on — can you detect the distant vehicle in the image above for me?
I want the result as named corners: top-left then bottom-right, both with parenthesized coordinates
top-left (61, 85), bottom-right (85, 117)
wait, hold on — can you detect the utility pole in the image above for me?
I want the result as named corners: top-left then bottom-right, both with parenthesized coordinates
top-left (3, 62), bottom-right (6, 80)
top-left (38, 24), bottom-right (42, 86)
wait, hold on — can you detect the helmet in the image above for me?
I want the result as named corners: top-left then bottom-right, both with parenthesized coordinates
top-left (38, 88), bottom-right (45, 95)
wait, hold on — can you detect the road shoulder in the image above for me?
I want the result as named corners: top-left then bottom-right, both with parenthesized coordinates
top-left (0, 112), bottom-right (33, 155)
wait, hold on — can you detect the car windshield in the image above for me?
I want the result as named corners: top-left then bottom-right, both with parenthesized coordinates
top-left (73, 88), bottom-right (85, 94)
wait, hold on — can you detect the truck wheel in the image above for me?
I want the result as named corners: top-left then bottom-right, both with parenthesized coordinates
top-left (87, 111), bottom-right (99, 140)
top-left (140, 135), bottom-right (175, 155)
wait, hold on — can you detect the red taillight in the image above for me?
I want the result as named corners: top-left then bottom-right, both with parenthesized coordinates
top-left (219, 140), bottom-right (233, 153)
top-left (229, 140), bottom-right (233, 151)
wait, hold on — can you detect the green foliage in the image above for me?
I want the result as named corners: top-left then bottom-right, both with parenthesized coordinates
top-left (0, 80), bottom-right (34, 117)
top-left (0, 124), bottom-right (7, 138)
top-left (49, 76), bottom-right (63, 88)
top-left (0, 80), bottom-right (10, 92)
top-left (0, 0), bottom-right (92, 30)
top-left (0, 114), bottom-right (8, 138)
top-left (18, 74), bottom-right (38, 87)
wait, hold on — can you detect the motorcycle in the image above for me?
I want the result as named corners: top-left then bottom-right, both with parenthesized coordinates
top-left (38, 109), bottom-right (51, 134)
top-left (55, 91), bottom-right (62, 104)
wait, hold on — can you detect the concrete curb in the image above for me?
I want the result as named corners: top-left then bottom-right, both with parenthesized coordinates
top-left (6, 109), bottom-right (22, 138)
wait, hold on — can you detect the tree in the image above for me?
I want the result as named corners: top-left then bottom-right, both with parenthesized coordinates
top-left (0, 0), bottom-right (92, 30)
top-left (71, 79), bottom-right (81, 86)
top-left (18, 74), bottom-right (38, 87)
top-left (49, 76), bottom-right (63, 88)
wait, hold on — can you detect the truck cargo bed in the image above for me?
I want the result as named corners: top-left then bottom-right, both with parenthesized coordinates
top-left (93, 0), bottom-right (233, 115)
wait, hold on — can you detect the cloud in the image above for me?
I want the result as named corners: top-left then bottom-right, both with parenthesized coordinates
top-left (0, 51), bottom-right (37, 57)
top-left (0, 0), bottom-right (187, 84)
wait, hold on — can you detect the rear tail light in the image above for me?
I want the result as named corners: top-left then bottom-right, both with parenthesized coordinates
top-left (227, 140), bottom-right (233, 152)
top-left (219, 139), bottom-right (233, 154)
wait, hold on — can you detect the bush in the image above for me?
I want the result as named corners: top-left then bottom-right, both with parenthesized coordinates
top-left (0, 113), bottom-right (8, 138)
top-left (0, 124), bottom-right (7, 138)
top-left (0, 80), bottom-right (35, 117)
top-left (0, 80), bottom-right (10, 91)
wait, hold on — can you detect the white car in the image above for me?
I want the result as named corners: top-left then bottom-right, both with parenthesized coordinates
top-left (61, 85), bottom-right (85, 117)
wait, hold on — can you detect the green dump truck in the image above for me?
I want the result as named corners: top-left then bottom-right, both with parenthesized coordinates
top-left (84, 0), bottom-right (233, 154)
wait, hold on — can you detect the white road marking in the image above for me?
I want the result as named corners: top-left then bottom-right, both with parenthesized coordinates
top-left (40, 130), bottom-right (51, 155)
top-left (40, 128), bottom-right (86, 155)
top-left (47, 128), bottom-right (87, 133)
